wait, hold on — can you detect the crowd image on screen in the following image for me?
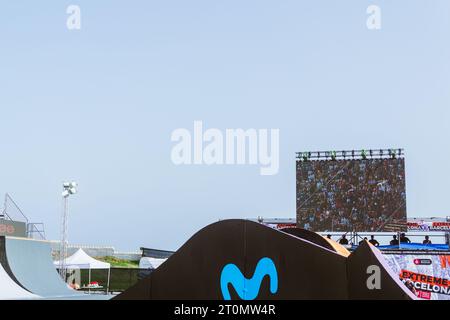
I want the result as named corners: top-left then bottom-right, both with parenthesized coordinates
top-left (296, 158), bottom-right (407, 232)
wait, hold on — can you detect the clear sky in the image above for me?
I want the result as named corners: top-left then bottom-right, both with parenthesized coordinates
top-left (0, 1), bottom-right (449, 251)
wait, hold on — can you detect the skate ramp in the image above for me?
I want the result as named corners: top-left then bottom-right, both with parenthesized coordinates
top-left (116, 220), bottom-right (349, 300)
top-left (2, 236), bottom-right (82, 298)
top-left (115, 221), bottom-right (416, 300)
top-left (347, 241), bottom-right (417, 300)
top-left (322, 237), bottom-right (351, 257)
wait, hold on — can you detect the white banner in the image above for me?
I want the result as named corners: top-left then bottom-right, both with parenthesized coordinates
top-left (384, 254), bottom-right (450, 300)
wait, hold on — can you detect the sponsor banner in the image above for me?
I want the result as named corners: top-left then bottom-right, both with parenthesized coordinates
top-left (0, 219), bottom-right (27, 237)
top-left (264, 223), bottom-right (296, 230)
top-left (407, 221), bottom-right (450, 232)
top-left (384, 254), bottom-right (450, 300)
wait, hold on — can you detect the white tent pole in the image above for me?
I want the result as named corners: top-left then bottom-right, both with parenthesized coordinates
top-left (107, 268), bottom-right (111, 295)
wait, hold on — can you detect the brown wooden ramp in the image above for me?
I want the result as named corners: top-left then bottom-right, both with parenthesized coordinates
top-left (115, 220), bottom-right (416, 300)
top-left (347, 241), bottom-right (416, 300)
top-left (116, 219), bottom-right (348, 300)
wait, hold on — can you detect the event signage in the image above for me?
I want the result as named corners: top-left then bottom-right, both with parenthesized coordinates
top-left (407, 221), bottom-right (450, 232)
top-left (400, 270), bottom-right (450, 299)
top-left (220, 257), bottom-right (278, 300)
top-left (384, 254), bottom-right (450, 300)
top-left (0, 219), bottom-right (27, 237)
top-left (266, 223), bottom-right (296, 230)
top-left (413, 259), bottom-right (432, 266)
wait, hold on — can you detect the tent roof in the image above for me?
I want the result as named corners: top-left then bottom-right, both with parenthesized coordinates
top-left (54, 248), bottom-right (110, 269)
top-left (139, 257), bottom-right (166, 269)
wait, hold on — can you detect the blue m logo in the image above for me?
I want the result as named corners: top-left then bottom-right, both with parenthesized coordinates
top-left (220, 257), bottom-right (278, 300)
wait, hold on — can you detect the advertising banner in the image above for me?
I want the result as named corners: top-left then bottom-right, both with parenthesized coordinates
top-left (384, 254), bottom-right (450, 300)
top-left (265, 223), bottom-right (296, 230)
top-left (0, 219), bottom-right (27, 238)
top-left (407, 220), bottom-right (450, 232)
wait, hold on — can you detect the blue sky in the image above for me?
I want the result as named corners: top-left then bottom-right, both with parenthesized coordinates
top-left (0, 1), bottom-right (449, 251)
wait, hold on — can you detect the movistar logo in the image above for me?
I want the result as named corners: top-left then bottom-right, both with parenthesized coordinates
top-left (220, 257), bottom-right (278, 300)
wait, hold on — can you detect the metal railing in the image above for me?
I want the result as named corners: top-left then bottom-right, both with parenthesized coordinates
top-left (1, 193), bottom-right (46, 240)
top-left (27, 223), bottom-right (46, 240)
top-left (321, 231), bottom-right (448, 246)
top-left (2, 193), bottom-right (29, 223)
top-left (296, 148), bottom-right (404, 161)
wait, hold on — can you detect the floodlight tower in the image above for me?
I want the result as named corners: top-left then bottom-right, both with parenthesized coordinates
top-left (58, 182), bottom-right (78, 281)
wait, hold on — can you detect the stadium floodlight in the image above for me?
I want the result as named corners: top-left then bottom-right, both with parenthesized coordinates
top-left (59, 181), bottom-right (78, 282)
top-left (361, 150), bottom-right (367, 160)
top-left (62, 181), bottom-right (77, 197)
top-left (388, 149), bottom-right (396, 159)
top-left (301, 152), bottom-right (311, 162)
top-left (331, 151), bottom-right (337, 161)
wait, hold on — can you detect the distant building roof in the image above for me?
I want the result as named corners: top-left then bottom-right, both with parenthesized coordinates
top-left (140, 247), bottom-right (174, 259)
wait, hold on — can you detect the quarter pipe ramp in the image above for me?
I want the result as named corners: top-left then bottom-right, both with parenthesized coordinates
top-left (0, 236), bottom-right (81, 298)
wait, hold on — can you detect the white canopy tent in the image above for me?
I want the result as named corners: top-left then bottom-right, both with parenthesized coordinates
top-left (139, 257), bottom-right (167, 269)
top-left (54, 248), bottom-right (111, 293)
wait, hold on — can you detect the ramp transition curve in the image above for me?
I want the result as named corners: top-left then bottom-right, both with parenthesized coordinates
top-left (0, 236), bottom-right (82, 298)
